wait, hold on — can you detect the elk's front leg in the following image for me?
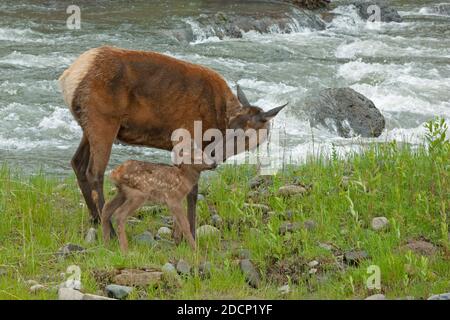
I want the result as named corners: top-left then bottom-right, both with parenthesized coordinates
top-left (186, 184), bottom-right (198, 239)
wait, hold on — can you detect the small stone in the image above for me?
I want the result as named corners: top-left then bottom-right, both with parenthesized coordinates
top-left (161, 263), bottom-right (177, 275)
top-left (371, 217), bottom-right (389, 231)
top-left (403, 239), bottom-right (437, 256)
top-left (243, 203), bottom-right (270, 214)
top-left (236, 248), bottom-right (251, 260)
top-left (344, 250), bottom-right (369, 266)
top-left (365, 294), bottom-right (386, 300)
top-left (211, 214), bottom-right (223, 227)
top-left (307, 260), bottom-right (319, 268)
top-left (82, 293), bottom-right (116, 300)
top-left (56, 243), bottom-right (85, 259)
top-left (198, 194), bottom-right (206, 201)
top-left (278, 284), bottom-right (290, 295)
top-left (84, 228), bottom-right (97, 243)
top-left (58, 288), bottom-right (84, 300)
top-left (279, 222), bottom-right (302, 235)
top-left (161, 215), bottom-right (173, 226)
top-left (196, 225), bottom-right (221, 239)
top-left (249, 176), bottom-right (273, 189)
top-left (428, 293), bottom-right (450, 300)
top-left (105, 284), bottom-right (133, 299)
top-left (304, 219), bottom-right (317, 231)
top-left (157, 227), bottom-right (172, 239)
top-left (277, 185), bottom-right (308, 197)
top-left (318, 242), bottom-right (333, 251)
top-left (176, 260), bottom-right (191, 276)
top-left (134, 231), bottom-right (156, 246)
top-left (285, 210), bottom-right (295, 220)
top-left (309, 268), bottom-right (318, 275)
top-left (30, 284), bottom-right (46, 293)
top-left (199, 261), bottom-right (212, 277)
top-left (239, 259), bottom-right (260, 288)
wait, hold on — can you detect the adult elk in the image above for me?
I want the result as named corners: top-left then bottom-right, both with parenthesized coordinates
top-left (59, 46), bottom-right (286, 238)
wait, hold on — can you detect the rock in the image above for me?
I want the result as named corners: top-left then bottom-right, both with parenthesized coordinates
top-left (344, 250), bottom-right (369, 266)
top-left (304, 219), bottom-right (317, 231)
top-left (239, 259), bottom-right (260, 288)
top-left (279, 222), bottom-right (302, 235)
top-left (304, 88), bottom-right (385, 138)
top-left (58, 288), bottom-right (84, 300)
top-left (318, 242), bottom-right (334, 251)
top-left (308, 260), bottom-right (319, 268)
top-left (105, 284), bottom-right (133, 299)
top-left (249, 175), bottom-right (273, 189)
top-left (199, 262), bottom-right (212, 278)
top-left (114, 269), bottom-right (163, 287)
top-left (353, 1), bottom-right (403, 23)
top-left (188, 9), bottom-right (326, 41)
top-left (308, 268), bottom-right (318, 275)
top-left (161, 215), bottom-right (173, 226)
top-left (243, 203), bottom-right (270, 214)
top-left (428, 293), bottom-right (450, 300)
top-left (196, 225), bottom-right (221, 239)
top-left (157, 227), bottom-right (172, 239)
top-left (211, 214), bottom-right (223, 227)
top-left (278, 284), bottom-right (290, 295)
top-left (161, 263), bottom-right (177, 275)
top-left (176, 260), bottom-right (191, 276)
top-left (56, 243), bottom-right (85, 259)
top-left (365, 294), bottom-right (386, 300)
top-left (197, 194), bottom-right (206, 201)
top-left (371, 217), bottom-right (389, 231)
top-left (236, 249), bottom-right (251, 260)
top-left (30, 284), bottom-right (46, 293)
top-left (84, 228), bottom-right (97, 243)
top-left (82, 293), bottom-right (116, 300)
top-left (134, 231), bottom-right (156, 246)
top-left (277, 185), bottom-right (308, 197)
top-left (402, 239), bottom-right (437, 256)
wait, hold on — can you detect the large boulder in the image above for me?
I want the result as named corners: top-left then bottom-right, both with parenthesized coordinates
top-left (188, 10), bottom-right (326, 40)
top-left (304, 88), bottom-right (385, 138)
top-left (353, 1), bottom-right (402, 23)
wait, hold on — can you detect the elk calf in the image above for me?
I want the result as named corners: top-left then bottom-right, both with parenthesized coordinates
top-left (102, 160), bottom-right (214, 253)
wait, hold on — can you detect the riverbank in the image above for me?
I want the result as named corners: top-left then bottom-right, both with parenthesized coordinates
top-left (0, 120), bottom-right (449, 300)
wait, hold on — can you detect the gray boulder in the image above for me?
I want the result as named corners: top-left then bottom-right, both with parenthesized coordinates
top-left (304, 88), bottom-right (385, 138)
top-left (353, 1), bottom-right (402, 23)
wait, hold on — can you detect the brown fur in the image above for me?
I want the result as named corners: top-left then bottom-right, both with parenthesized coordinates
top-left (102, 160), bottom-right (211, 253)
top-left (59, 46), bottom-right (286, 238)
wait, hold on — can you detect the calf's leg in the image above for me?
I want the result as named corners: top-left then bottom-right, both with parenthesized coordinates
top-left (169, 202), bottom-right (196, 250)
top-left (101, 191), bottom-right (125, 244)
top-left (186, 184), bottom-right (198, 239)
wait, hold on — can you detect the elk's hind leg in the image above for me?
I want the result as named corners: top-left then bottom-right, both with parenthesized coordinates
top-left (102, 190), bottom-right (126, 244)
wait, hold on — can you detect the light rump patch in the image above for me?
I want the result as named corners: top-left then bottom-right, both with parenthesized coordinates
top-left (58, 48), bottom-right (100, 107)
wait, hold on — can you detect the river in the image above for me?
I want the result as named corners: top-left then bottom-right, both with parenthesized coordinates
top-left (0, 0), bottom-right (449, 175)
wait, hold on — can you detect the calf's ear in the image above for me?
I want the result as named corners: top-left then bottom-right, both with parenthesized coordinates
top-left (259, 103), bottom-right (288, 122)
top-left (237, 85), bottom-right (251, 107)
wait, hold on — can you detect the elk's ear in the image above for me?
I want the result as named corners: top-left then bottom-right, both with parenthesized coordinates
top-left (237, 85), bottom-right (251, 107)
top-left (259, 103), bottom-right (288, 122)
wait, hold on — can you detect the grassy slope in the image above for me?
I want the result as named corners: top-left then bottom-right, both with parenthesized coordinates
top-left (0, 139), bottom-right (449, 300)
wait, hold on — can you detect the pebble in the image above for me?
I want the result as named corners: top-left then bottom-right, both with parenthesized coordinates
top-left (84, 228), bottom-right (97, 243)
top-left (196, 225), bottom-right (221, 239)
top-left (371, 217), bottom-right (389, 231)
top-left (161, 263), bottom-right (177, 275)
top-left (30, 284), bottom-right (46, 293)
top-left (279, 222), bottom-right (302, 235)
top-left (56, 243), bottom-right (86, 259)
top-left (403, 239), bottom-right (437, 256)
top-left (307, 260), bottom-right (319, 268)
top-left (105, 284), bottom-right (133, 299)
top-left (303, 219), bottom-right (317, 231)
top-left (308, 268), bottom-right (318, 275)
top-left (278, 284), bottom-right (290, 295)
top-left (199, 261), bottom-right (212, 278)
top-left (211, 214), bottom-right (223, 227)
top-left (239, 259), bottom-right (260, 288)
top-left (365, 294), bottom-right (386, 300)
top-left (134, 231), bottom-right (156, 246)
top-left (197, 194), bottom-right (206, 201)
top-left (277, 185), bottom-right (308, 197)
top-left (176, 260), bottom-right (191, 275)
top-left (318, 242), bottom-right (333, 251)
top-left (344, 250), bottom-right (369, 266)
top-left (236, 248), bottom-right (251, 260)
top-left (249, 176), bottom-right (273, 189)
top-left (157, 227), bottom-right (172, 239)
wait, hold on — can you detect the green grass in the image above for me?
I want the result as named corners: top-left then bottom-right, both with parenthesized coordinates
top-left (0, 121), bottom-right (449, 300)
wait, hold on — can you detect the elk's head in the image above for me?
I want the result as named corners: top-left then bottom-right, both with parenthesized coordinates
top-left (226, 85), bottom-right (287, 155)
